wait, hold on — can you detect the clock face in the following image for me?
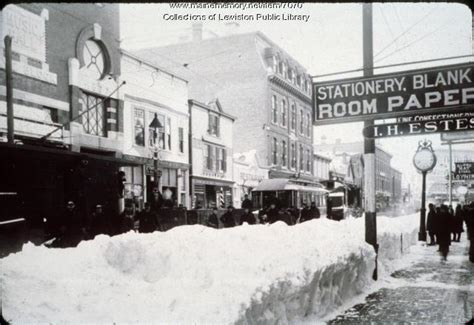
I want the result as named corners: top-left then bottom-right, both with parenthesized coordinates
top-left (83, 39), bottom-right (105, 79)
top-left (413, 149), bottom-right (436, 171)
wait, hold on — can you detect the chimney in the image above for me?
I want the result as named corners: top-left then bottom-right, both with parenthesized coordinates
top-left (192, 23), bottom-right (203, 42)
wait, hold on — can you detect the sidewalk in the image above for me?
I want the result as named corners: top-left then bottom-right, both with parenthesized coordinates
top-left (329, 239), bottom-right (474, 324)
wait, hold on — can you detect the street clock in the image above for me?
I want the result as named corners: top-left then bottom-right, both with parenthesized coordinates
top-left (413, 140), bottom-right (437, 172)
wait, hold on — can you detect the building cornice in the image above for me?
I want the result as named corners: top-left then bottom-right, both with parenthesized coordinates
top-left (188, 99), bottom-right (236, 121)
top-left (268, 74), bottom-right (312, 104)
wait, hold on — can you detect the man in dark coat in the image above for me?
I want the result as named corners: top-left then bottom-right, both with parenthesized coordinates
top-left (299, 204), bottom-right (312, 223)
top-left (435, 204), bottom-right (452, 261)
top-left (465, 202), bottom-right (474, 262)
top-left (426, 203), bottom-right (437, 246)
top-left (220, 206), bottom-right (236, 228)
top-left (266, 203), bottom-right (280, 224)
top-left (54, 201), bottom-right (85, 248)
top-left (88, 204), bottom-right (111, 239)
top-left (240, 208), bottom-right (256, 225)
top-left (137, 202), bottom-right (159, 233)
top-left (119, 205), bottom-right (135, 234)
top-left (207, 207), bottom-right (219, 228)
top-left (241, 194), bottom-right (253, 210)
top-left (453, 205), bottom-right (464, 242)
top-left (310, 202), bottom-right (321, 219)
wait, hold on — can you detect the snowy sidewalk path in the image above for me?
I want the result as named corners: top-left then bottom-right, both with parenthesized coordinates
top-left (328, 239), bottom-right (474, 324)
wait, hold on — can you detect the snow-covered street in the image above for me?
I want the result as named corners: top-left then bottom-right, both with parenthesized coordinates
top-left (1, 214), bottom-right (422, 323)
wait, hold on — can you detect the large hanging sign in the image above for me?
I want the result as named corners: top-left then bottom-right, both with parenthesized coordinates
top-left (313, 62), bottom-right (474, 125)
top-left (363, 110), bottom-right (474, 138)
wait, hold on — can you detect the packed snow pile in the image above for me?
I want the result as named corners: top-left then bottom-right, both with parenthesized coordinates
top-left (1, 214), bottom-right (419, 323)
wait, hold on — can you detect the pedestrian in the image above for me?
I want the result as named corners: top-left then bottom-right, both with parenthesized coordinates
top-left (326, 197), bottom-right (333, 220)
top-left (299, 203), bottom-right (312, 223)
top-left (220, 206), bottom-right (236, 228)
top-left (453, 205), bottom-right (464, 242)
top-left (266, 203), bottom-right (280, 224)
top-left (119, 205), bottom-right (135, 234)
top-left (241, 194), bottom-right (253, 210)
top-left (464, 202), bottom-right (474, 262)
top-left (436, 204), bottom-right (452, 261)
top-left (448, 204), bottom-right (455, 241)
top-left (258, 207), bottom-right (268, 224)
top-left (286, 206), bottom-right (299, 225)
top-left (310, 202), bottom-right (321, 219)
top-left (88, 204), bottom-right (111, 239)
top-left (136, 202), bottom-right (159, 233)
top-left (53, 201), bottom-right (85, 248)
top-left (426, 203), bottom-right (437, 246)
top-left (240, 208), bottom-right (256, 225)
top-left (207, 207), bottom-right (219, 228)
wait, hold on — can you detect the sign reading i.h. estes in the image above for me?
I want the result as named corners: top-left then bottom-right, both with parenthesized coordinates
top-left (313, 63), bottom-right (474, 125)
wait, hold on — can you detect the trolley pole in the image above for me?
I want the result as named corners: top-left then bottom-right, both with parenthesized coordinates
top-left (362, 3), bottom-right (378, 280)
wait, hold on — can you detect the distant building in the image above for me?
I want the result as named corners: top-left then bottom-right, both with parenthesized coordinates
top-left (121, 50), bottom-right (190, 209)
top-left (188, 99), bottom-right (235, 209)
top-left (134, 29), bottom-right (315, 183)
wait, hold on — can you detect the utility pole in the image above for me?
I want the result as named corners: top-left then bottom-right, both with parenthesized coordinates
top-left (362, 3), bottom-right (378, 280)
top-left (5, 36), bottom-right (14, 144)
top-left (448, 141), bottom-right (452, 205)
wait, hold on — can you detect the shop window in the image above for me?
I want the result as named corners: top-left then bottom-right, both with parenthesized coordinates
top-left (282, 140), bottom-right (287, 167)
top-left (179, 127), bottom-right (184, 153)
top-left (208, 113), bottom-right (220, 137)
top-left (290, 104), bottom-right (296, 131)
top-left (281, 99), bottom-right (287, 127)
top-left (79, 92), bottom-right (106, 137)
top-left (148, 113), bottom-right (171, 151)
top-left (272, 137), bottom-right (278, 165)
top-left (134, 108), bottom-right (145, 146)
top-left (271, 95), bottom-right (278, 124)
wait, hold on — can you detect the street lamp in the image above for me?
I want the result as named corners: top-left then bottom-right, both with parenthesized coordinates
top-left (149, 113), bottom-right (163, 210)
top-left (413, 139), bottom-right (437, 242)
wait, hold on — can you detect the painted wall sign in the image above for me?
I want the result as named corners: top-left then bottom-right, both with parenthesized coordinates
top-left (313, 63), bottom-right (474, 125)
top-left (362, 110), bottom-right (474, 139)
top-left (1, 5), bottom-right (47, 62)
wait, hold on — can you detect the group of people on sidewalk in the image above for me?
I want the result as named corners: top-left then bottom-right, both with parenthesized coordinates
top-left (48, 201), bottom-right (164, 248)
top-left (426, 201), bottom-right (474, 262)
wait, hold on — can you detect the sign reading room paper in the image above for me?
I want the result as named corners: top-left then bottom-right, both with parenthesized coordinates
top-left (313, 63), bottom-right (474, 125)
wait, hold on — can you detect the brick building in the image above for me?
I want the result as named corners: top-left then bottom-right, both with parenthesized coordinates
top-left (0, 4), bottom-right (131, 234)
top-left (134, 30), bottom-right (315, 183)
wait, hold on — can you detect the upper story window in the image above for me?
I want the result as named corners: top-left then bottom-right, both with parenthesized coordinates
top-left (299, 109), bottom-right (304, 135)
top-left (149, 113), bottom-right (171, 151)
top-left (83, 39), bottom-right (106, 80)
top-left (204, 144), bottom-right (227, 172)
top-left (290, 104), bottom-right (296, 131)
top-left (216, 147), bottom-right (227, 172)
top-left (179, 127), bottom-right (184, 153)
top-left (134, 108), bottom-right (145, 146)
top-left (296, 74), bottom-right (302, 87)
top-left (282, 62), bottom-right (288, 79)
top-left (281, 99), bottom-right (287, 127)
top-left (291, 142), bottom-right (296, 169)
top-left (273, 56), bottom-right (279, 73)
top-left (282, 140), bottom-right (287, 167)
top-left (306, 149), bottom-right (311, 172)
top-left (208, 113), bottom-right (220, 137)
top-left (272, 137), bottom-right (278, 165)
top-left (271, 95), bottom-right (278, 124)
top-left (299, 144), bottom-right (304, 170)
top-left (80, 92), bottom-right (106, 137)
top-left (306, 112), bottom-right (311, 137)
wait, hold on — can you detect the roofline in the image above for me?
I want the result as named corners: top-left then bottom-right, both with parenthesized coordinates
top-left (121, 49), bottom-right (189, 83)
top-left (188, 99), bottom-right (236, 121)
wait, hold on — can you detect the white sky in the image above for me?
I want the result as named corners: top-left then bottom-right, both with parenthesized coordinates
top-left (120, 2), bottom-right (473, 189)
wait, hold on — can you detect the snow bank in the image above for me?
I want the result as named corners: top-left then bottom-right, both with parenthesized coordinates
top-left (1, 214), bottom-right (419, 324)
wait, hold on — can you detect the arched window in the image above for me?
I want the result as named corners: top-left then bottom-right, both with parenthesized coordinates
top-left (290, 104), bottom-right (296, 131)
top-left (272, 137), bottom-right (278, 165)
top-left (282, 140), bottom-right (287, 167)
top-left (306, 149), bottom-right (311, 172)
top-left (306, 112), bottom-right (311, 137)
top-left (299, 144), bottom-right (304, 170)
top-left (272, 95), bottom-right (278, 124)
top-left (299, 109), bottom-right (304, 135)
top-left (291, 142), bottom-right (296, 169)
top-left (281, 99), bottom-right (287, 127)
